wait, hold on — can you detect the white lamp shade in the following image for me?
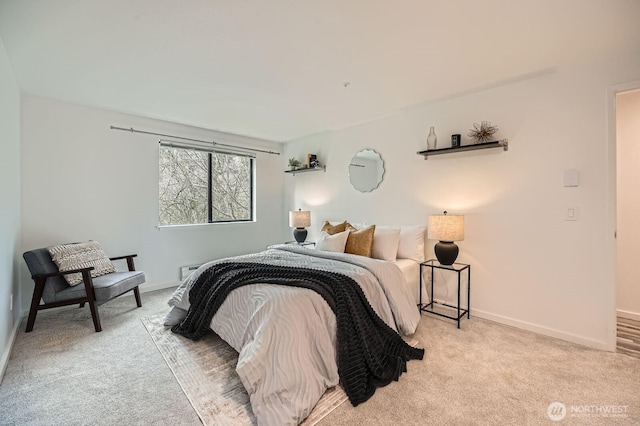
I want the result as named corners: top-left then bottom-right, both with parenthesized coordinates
top-left (428, 214), bottom-right (464, 242)
top-left (289, 210), bottom-right (311, 228)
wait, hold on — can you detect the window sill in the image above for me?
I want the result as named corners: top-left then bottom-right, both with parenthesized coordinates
top-left (156, 220), bottom-right (255, 229)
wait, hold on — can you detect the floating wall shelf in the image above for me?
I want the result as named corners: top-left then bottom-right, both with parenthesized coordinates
top-left (284, 165), bottom-right (326, 175)
top-left (417, 139), bottom-right (508, 159)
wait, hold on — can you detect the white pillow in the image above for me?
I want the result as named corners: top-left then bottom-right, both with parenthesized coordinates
top-left (397, 225), bottom-right (427, 262)
top-left (315, 230), bottom-right (350, 253)
top-left (371, 227), bottom-right (401, 261)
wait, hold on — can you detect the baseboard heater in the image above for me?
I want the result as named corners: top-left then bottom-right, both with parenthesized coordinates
top-left (180, 264), bottom-right (202, 281)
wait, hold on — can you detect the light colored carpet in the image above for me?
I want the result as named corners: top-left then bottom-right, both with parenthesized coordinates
top-left (141, 314), bottom-right (348, 425)
top-left (0, 288), bottom-right (200, 426)
top-left (2, 287), bottom-right (640, 425)
top-left (321, 315), bottom-right (640, 426)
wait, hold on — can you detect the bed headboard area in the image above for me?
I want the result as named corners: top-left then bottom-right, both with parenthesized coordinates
top-left (317, 220), bottom-right (427, 263)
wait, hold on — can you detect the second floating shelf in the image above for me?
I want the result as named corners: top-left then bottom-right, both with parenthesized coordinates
top-left (417, 139), bottom-right (508, 159)
top-left (284, 165), bottom-right (326, 175)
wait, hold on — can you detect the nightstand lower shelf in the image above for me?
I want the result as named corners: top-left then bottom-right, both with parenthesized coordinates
top-left (419, 259), bottom-right (471, 329)
top-left (419, 301), bottom-right (469, 324)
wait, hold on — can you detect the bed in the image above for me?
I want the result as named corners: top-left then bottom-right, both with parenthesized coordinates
top-left (165, 223), bottom-right (427, 425)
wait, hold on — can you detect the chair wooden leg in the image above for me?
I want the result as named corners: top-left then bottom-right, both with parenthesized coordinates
top-left (26, 278), bottom-right (46, 332)
top-left (85, 299), bottom-right (101, 332)
top-left (133, 287), bottom-right (142, 307)
top-left (81, 271), bottom-right (102, 332)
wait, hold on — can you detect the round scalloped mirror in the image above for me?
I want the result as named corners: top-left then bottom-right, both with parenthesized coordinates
top-left (349, 149), bottom-right (384, 192)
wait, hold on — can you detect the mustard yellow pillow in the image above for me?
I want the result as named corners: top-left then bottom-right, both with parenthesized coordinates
top-left (345, 224), bottom-right (376, 257)
top-left (321, 220), bottom-right (348, 235)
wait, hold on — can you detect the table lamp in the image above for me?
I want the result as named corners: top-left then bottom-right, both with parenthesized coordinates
top-left (428, 211), bottom-right (464, 265)
top-left (289, 209), bottom-right (311, 243)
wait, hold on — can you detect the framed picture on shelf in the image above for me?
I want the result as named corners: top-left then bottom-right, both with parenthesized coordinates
top-left (307, 154), bottom-right (318, 168)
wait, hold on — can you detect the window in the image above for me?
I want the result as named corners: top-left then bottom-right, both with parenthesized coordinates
top-left (159, 146), bottom-right (254, 225)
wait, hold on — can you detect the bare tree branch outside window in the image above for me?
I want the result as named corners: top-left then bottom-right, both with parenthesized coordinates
top-left (159, 147), bottom-right (253, 225)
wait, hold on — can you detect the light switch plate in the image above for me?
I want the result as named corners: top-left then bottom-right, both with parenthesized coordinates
top-left (563, 169), bottom-right (580, 187)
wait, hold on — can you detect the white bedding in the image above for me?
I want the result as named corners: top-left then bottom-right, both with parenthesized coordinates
top-left (168, 244), bottom-right (421, 426)
top-left (394, 258), bottom-right (423, 305)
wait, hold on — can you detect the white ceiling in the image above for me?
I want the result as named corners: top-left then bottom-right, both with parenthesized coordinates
top-left (1, 0), bottom-right (639, 142)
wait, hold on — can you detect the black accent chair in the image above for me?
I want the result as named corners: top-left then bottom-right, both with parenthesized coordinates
top-left (22, 248), bottom-right (145, 332)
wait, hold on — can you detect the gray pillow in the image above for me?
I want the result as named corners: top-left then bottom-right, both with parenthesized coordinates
top-left (163, 306), bottom-right (188, 326)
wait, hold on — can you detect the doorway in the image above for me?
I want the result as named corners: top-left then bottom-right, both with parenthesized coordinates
top-left (615, 88), bottom-right (640, 358)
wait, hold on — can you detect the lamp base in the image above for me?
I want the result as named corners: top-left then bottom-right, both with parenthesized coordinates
top-left (434, 241), bottom-right (459, 265)
top-left (293, 228), bottom-right (308, 244)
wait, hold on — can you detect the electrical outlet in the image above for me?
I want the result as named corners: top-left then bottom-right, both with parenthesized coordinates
top-left (565, 207), bottom-right (579, 221)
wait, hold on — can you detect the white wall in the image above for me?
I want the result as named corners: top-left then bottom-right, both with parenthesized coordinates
top-left (285, 50), bottom-right (640, 350)
top-left (0, 38), bottom-right (21, 379)
top-left (20, 95), bottom-right (285, 312)
top-left (617, 89), bottom-right (640, 321)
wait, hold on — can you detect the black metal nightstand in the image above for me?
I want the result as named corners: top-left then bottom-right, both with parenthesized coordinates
top-left (419, 259), bottom-right (471, 329)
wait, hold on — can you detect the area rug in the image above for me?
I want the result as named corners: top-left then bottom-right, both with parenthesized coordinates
top-left (141, 314), bottom-right (348, 425)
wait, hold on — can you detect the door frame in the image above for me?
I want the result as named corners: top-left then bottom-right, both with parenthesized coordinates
top-left (606, 80), bottom-right (640, 351)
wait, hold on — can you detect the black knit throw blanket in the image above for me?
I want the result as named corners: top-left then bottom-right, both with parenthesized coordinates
top-left (171, 261), bottom-right (424, 406)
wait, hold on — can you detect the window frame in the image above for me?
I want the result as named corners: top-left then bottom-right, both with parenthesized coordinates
top-left (158, 144), bottom-right (256, 227)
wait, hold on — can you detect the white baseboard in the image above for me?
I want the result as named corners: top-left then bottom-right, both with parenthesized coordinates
top-left (617, 309), bottom-right (640, 322)
top-left (472, 308), bottom-right (609, 351)
top-left (115, 280), bottom-right (180, 300)
top-left (20, 281), bottom-right (182, 316)
top-left (0, 316), bottom-right (22, 385)
top-left (140, 280), bottom-right (180, 294)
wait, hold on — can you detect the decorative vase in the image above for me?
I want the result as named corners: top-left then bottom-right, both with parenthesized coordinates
top-left (427, 126), bottom-right (437, 150)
